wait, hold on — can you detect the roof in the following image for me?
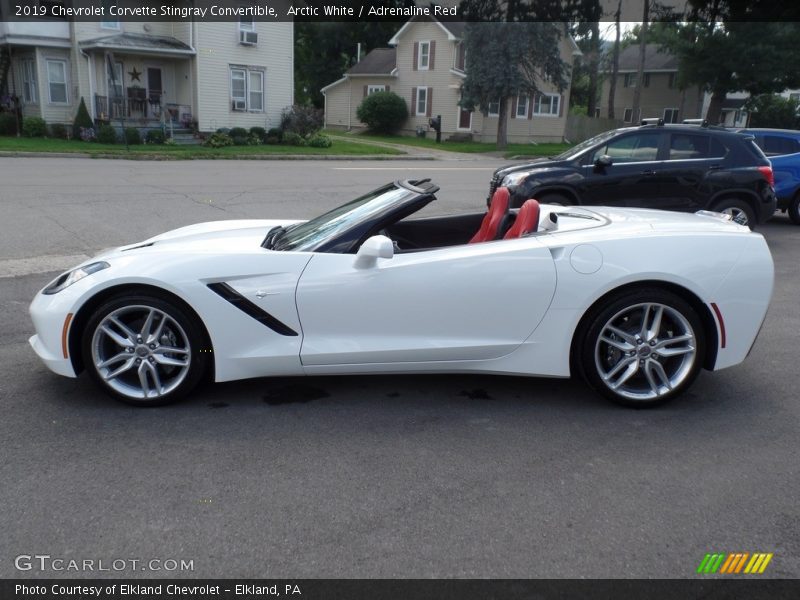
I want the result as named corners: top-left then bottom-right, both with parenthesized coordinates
top-left (347, 48), bottom-right (396, 75)
top-left (79, 33), bottom-right (195, 56)
top-left (388, 16), bottom-right (463, 45)
top-left (611, 43), bottom-right (678, 72)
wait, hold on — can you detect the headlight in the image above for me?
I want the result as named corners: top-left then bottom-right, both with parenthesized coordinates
top-left (43, 261), bottom-right (110, 295)
top-left (502, 171), bottom-right (531, 186)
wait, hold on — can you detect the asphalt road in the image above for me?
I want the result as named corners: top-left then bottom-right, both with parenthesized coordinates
top-left (0, 158), bottom-right (798, 579)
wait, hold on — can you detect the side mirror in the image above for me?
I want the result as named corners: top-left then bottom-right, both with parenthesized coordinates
top-left (594, 154), bottom-right (613, 168)
top-left (354, 235), bottom-right (394, 268)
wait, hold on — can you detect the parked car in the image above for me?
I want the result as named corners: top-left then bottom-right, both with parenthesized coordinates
top-left (30, 179), bottom-right (773, 408)
top-left (490, 122), bottom-right (777, 228)
top-left (736, 128), bottom-right (800, 224)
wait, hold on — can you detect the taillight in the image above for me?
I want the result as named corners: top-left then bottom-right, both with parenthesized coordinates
top-left (757, 165), bottom-right (775, 187)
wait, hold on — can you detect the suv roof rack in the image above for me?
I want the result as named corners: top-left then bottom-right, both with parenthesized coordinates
top-left (641, 118), bottom-right (664, 126)
top-left (682, 118), bottom-right (709, 127)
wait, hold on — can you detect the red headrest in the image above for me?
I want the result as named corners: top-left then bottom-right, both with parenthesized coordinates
top-left (469, 187), bottom-right (510, 243)
top-left (504, 199), bottom-right (541, 239)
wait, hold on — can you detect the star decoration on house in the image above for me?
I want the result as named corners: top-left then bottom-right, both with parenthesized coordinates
top-left (128, 68), bottom-right (142, 82)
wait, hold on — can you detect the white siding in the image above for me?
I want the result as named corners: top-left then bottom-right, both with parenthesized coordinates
top-left (194, 22), bottom-right (293, 132)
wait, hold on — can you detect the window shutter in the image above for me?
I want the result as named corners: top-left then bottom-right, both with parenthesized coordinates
top-left (413, 42), bottom-right (419, 71)
top-left (528, 94), bottom-right (534, 119)
top-left (429, 40), bottom-right (435, 70)
top-left (411, 87), bottom-right (417, 114)
top-left (426, 88), bottom-right (433, 117)
top-left (363, 85), bottom-right (368, 99)
top-left (386, 85), bottom-right (390, 93)
top-left (558, 94), bottom-right (564, 117)
top-left (511, 96), bottom-right (517, 119)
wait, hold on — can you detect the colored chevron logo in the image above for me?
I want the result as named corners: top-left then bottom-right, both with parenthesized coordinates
top-left (697, 552), bottom-right (773, 574)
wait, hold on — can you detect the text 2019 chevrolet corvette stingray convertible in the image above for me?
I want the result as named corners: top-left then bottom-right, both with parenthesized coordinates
top-left (30, 179), bottom-right (774, 407)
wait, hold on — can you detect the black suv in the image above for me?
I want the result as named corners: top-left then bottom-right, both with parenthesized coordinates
top-left (490, 123), bottom-right (777, 228)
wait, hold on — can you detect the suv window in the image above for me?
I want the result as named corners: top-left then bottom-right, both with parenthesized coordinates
top-left (761, 135), bottom-right (800, 156)
top-left (666, 134), bottom-right (728, 160)
top-left (590, 132), bottom-right (661, 163)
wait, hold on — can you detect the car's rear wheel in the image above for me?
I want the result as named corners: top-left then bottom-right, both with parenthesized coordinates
top-left (788, 192), bottom-right (800, 225)
top-left (578, 288), bottom-right (705, 408)
top-left (81, 293), bottom-right (208, 406)
top-left (712, 198), bottom-right (756, 229)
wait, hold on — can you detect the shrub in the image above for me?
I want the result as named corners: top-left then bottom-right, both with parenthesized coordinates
top-left (231, 135), bottom-right (248, 146)
top-left (73, 97), bottom-right (93, 139)
top-left (282, 131), bottom-right (305, 146)
top-left (356, 91), bottom-right (408, 134)
top-left (204, 132), bottom-right (233, 148)
top-left (215, 127), bottom-right (231, 134)
top-left (50, 123), bottom-right (69, 139)
top-left (229, 127), bottom-right (248, 139)
top-left (96, 124), bottom-right (117, 144)
top-left (280, 105), bottom-right (323, 137)
top-left (249, 126), bottom-right (267, 143)
top-left (124, 127), bottom-right (142, 145)
top-left (79, 127), bottom-right (96, 142)
top-left (265, 135), bottom-right (280, 145)
top-left (307, 134), bottom-right (332, 148)
top-left (22, 116), bottom-right (47, 138)
top-left (247, 133), bottom-right (261, 146)
top-left (0, 113), bottom-right (17, 135)
top-left (267, 127), bottom-right (283, 142)
top-left (145, 129), bottom-right (165, 144)
top-left (164, 137), bottom-right (177, 146)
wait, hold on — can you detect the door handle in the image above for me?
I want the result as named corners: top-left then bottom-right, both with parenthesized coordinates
top-left (641, 169), bottom-right (656, 175)
top-left (708, 164), bottom-right (721, 170)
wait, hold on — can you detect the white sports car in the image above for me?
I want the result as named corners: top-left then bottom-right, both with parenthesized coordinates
top-left (29, 179), bottom-right (774, 408)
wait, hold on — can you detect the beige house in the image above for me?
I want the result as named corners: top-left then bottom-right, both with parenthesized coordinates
top-left (598, 44), bottom-right (704, 125)
top-left (0, 10), bottom-right (293, 133)
top-left (322, 18), bottom-right (580, 143)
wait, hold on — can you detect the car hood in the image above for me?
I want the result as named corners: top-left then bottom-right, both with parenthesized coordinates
top-left (114, 219), bottom-right (302, 256)
top-left (493, 157), bottom-right (562, 178)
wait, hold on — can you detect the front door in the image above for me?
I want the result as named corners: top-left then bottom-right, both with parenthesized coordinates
top-left (458, 107), bottom-right (472, 130)
top-left (146, 67), bottom-right (163, 116)
top-left (295, 240), bottom-right (557, 366)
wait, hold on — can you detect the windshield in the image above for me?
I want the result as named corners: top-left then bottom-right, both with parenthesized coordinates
top-left (272, 183), bottom-right (411, 252)
top-left (550, 128), bottom-right (624, 161)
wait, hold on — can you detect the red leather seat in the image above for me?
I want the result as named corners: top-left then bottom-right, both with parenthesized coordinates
top-left (504, 199), bottom-right (541, 239)
top-left (469, 187), bottom-right (511, 243)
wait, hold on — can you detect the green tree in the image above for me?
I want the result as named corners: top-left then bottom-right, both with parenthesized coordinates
top-left (745, 95), bottom-right (800, 129)
top-left (459, 22), bottom-right (570, 149)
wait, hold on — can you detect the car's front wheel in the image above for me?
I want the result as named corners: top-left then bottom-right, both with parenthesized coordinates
top-left (577, 289), bottom-right (706, 408)
top-left (81, 293), bottom-right (209, 406)
top-left (712, 198), bottom-right (756, 229)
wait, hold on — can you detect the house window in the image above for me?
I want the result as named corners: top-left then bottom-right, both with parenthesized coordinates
top-left (46, 59), bottom-right (68, 104)
top-left (416, 87), bottom-right (428, 116)
top-left (668, 73), bottom-right (677, 89)
top-left (100, 0), bottom-right (119, 29)
top-left (107, 60), bottom-right (123, 99)
top-left (230, 67), bottom-right (264, 112)
top-left (623, 73), bottom-right (649, 87)
top-left (663, 108), bottom-right (680, 124)
top-left (239, 16), bottom-right (255, 32)
top-left (418, 41), bottom-right (430, 70)
top-left (455, 42), bottom-right (466, 71)
top-left (516, 95), bottom-right (529, 118)
top-left (623, 107), bottom-right (633, 123)
top-left (22, 59), bottom-right (38, 104)
top-left (249, 71), bottom-right (264, 111)
top-left (533, 93), bottom-right (560, 116)
top-left (367, 85), bottom-right (386, 95)
top-left (488, 100), bottom-right (500, 117)
top-left (594, 107), bottom-right (601, 118)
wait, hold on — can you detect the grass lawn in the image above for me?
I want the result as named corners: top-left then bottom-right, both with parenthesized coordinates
top-left (0, 136), bottom-right (404, 158)
top-left (325, 130), bottom-right (573, 158)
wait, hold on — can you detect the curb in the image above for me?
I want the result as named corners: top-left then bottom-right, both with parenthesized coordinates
top-left (0, 151), bottom-right (436, 161)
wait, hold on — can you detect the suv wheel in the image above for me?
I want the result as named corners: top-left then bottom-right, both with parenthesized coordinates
top-left (712, 199), bottom-right (756, 229)
top-left (788, 192), bottom-right (800, 225)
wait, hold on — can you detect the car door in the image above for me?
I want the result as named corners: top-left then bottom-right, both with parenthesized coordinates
top-left (295, 239), bottom-right (557, 366)
top-left (653, 132), bottom-right (728, 212)
top-left (577, 130), bottom-right (668, 207)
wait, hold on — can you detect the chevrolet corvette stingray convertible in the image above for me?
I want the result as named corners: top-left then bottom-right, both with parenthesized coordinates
top-left (29, 179), bottom-right (774, 408)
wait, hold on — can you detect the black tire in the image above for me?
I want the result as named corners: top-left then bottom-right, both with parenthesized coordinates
top-left (711, 198), bottom-right (757, 229)
top-left (81, 293), bottom-right (209, 406)
top-left (537, 193), bottom-right (573, 207)
top-left (576, 288), bottom-right (706, 408)
top-left (788, 192), bottom-right (800, 225)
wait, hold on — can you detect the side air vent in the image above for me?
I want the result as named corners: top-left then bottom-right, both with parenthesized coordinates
top-left (207, 282), bottom-right (298, 336)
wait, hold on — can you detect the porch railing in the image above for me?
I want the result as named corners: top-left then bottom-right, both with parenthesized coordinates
top-left (95, 94), bottom-right (192, 130)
